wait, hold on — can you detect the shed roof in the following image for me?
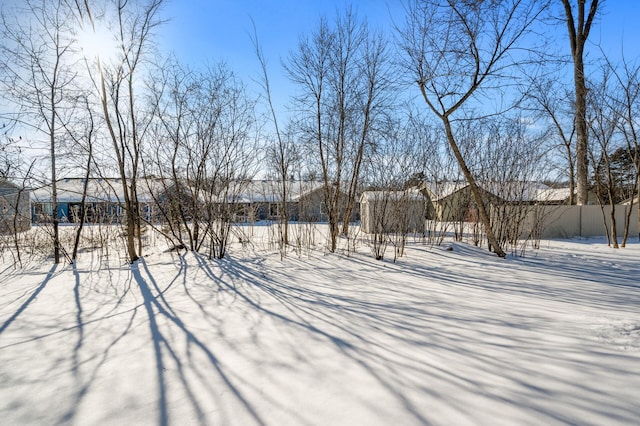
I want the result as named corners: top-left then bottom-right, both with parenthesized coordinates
top-left (360, 188), bottom-right (425, 203)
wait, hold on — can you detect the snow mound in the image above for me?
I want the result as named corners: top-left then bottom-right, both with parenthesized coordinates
top-left (596, 321), bottom-right (640, 351)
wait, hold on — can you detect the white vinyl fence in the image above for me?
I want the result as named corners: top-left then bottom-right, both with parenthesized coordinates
top-left (525, 204), bottom-right (638, 239)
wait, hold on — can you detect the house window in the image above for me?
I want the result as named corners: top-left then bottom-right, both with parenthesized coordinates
top-left (269, 203), bottom-right (280, 218)
top-left (34, 202), bottom-right (53, 221)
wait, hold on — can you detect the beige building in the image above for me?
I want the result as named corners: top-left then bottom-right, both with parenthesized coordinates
top-left (360, 188), bottom-right (426, 234)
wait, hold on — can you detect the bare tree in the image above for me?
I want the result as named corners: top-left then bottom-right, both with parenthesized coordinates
top-left (205, 78), bottom-right (259, 259)
top-left (361, 113), bottom-right (430, 261)
top-left (399, 0), bottom-right (548, 257)
top-left (145, 58), bottom-right (201, 250)
top-left (407, 116), bottom-right (459, 247)
top-left (72, 0), bottom-right (164, 263)
top-left (340, 21), bottom-right (391, 238)
top-left (471, 116), bottom-right (551, 255)
top-left (588, 67), bottom-right (620, 248)
top-left (264, 130), bottom-right (299, 256)
top-left (65, 96), bottom-right (96, 262)
top-left (286, 8), bottom-right (392, 252)
top-left (0, 0), bottom-right (80, 263)
top-left (526, 77), bottom-right (577, 204)
top-left (0, 130), bottom-right (23, 180)
top-left (561, 0), bottom-right (600, 205)
top-left (251, 24), bottom-right (299, 255)
top-left (146, 58), bottom-right (258, 259)
top-left (604, 56), bottom-right (640, 244)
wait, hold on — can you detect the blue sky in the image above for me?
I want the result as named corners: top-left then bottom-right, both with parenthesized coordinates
top-left (157, 0), bottom-right (640, 117)
top-left (159, 1), bottom-right (640, 65)
top-left (158, 0), bottom-right (400, 69)
top-left (3, 0), bottom-right (639, 136)
top-left (157, 0), bottom-right (402, 115)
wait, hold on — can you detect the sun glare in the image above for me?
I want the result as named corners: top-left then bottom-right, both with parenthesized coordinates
top-left (75, 23), bottom-right (119, 65)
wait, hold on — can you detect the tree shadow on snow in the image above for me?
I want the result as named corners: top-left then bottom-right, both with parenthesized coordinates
top-left (130, 257), bottom-right (265, 426)
top-left (206, 251), bottom-right (640, 425)
top-left (58, 263), bottom-right (141, 424)
top-left (32, 243), bottom-right (637, 426)
top-left (0, 264), bottom-right (58, 334)
top-left (208, 254), bottom-right (433, 425)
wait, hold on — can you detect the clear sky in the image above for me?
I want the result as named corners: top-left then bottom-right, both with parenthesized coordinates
top-left (157, 0), bottom-right (402, 116)
top-left (3, 0), bottom-right (639, 152)
top-left (159, 0), bottom-right (400, 63)
top-left (156, 0), bottom-right (640, 117)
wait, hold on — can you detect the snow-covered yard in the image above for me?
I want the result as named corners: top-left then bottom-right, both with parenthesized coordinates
top-left (1, 234), bottom-right (639, 425)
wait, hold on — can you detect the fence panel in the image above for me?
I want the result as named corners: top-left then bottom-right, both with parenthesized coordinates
top-left (524, 204), bottom-right (638, 239)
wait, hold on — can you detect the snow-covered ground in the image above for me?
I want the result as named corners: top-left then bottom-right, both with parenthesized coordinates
top-left (1, 231), bottom-right (639, 425)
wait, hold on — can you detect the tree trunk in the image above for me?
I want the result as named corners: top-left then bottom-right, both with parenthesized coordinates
top-left (567, 145), bottom-right (576, 205)
top-left (443, 118), bottom-right (506, 258)
top-left (562, 0), bottom-right (600, 205)
top-left (98, 60), bottom-right (138, 263)
top-left (50, 105), bottom-right (61, 264)
top-left (72, 145), bottom-right (93, 261)
top-left (574, 51), bottom-right (590, 205)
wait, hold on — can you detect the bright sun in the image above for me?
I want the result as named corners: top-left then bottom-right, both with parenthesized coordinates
top-left (75, 22), bottom-right (119, 65)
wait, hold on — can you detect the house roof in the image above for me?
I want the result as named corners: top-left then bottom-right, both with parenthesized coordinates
top-left (360, 188), bottom-right (425, 203)
top-left (421, 180), bottom-right (570, 203)
top-left (223, 180), bottom-right (325, 203)
top-left (31, 178), bottom-right (157, 204)
top-left (31, 178), bottom-right (326, 205)
top-left (533, 187), bottom-right (573, 203)
top-left (480, 181), bottom-right (552, 202)
top-left (421, 181), bottom-right (469, 201)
